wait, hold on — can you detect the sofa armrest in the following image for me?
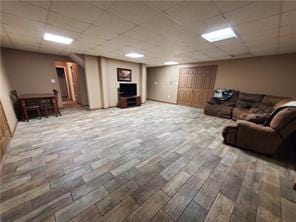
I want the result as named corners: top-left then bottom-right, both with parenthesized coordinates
top-left (235, 120), bottom-right (282, 155)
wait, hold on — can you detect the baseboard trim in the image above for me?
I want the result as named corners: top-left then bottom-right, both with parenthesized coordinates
top-left (147, 98), bottom-right (177, 105)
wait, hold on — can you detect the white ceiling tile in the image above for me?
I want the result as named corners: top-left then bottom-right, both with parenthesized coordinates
top-left (122, 26), bottom-right (164, 44)
top-left (141, 14), bottom-right (182, 36)
top-left (90, 2), bottom-right (113, 10)
top-left (82, 25), bottom-right (118, 41)
top-left (279, 34), bottom-right (296, 46)
top-left (146, 1), bottom-right (178, 12)
top-left (47, 11), bottom-right (91, 33)
top-left (185, 15), bottom-right (230, 35)
top-left (40, 40), bottom-right (68, 51)
top-left (214, 1), bottom-right (253, 13)
top-left (107, 2), bottom-right (159, 24)
top-left (165, 2), bottom-right (219, 25)
top-left (4, 24), bottom-right (43, 39)
top-left (1, 1), bottom-right (48, 22)
top-left (247, 39), bottom-right (278, 52)
top-left (282, 1), bottom-right (296, 13)
top-left (1, 12), bottom-right (45, 33)
top-left (92, 12), bottom-right (136, 34)
top-left (215, 39), bottom-right (249, 55)
top-left (281, 11), bottom-right (296, 26)
top-left (251, 48), bottom-right (277, 56)
top-left (240, 29), bottom-right (278, 42)
top-left (200, 47), bottom-right (227, 57)
top-left (50, 2), bottom-right (105, 24)
top-left (232, 15), bottom-right (279, 35)
top-left (280, 25), bottom-right (296, 37)
top-left (224, 2), bottom-right (281, 25)
top-left (24, 1), bottom-right (51, 9)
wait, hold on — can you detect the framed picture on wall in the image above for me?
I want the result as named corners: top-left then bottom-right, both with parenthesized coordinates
top-left (117, 68), bottom-right (132, 82)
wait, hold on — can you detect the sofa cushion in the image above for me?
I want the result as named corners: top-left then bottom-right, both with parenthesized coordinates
top-left (236, 92), bottom-right (264, 109)
top-left (232, 107), bottom-right (249, 120)
top-left (258, 95), bottom-right (290, 113)
top-left (204, 104), bottom-right (233, 119)
top-left (270, 108), bottom-right (296, 132)
top-left (239, 113), bottom-right (270, 124)
top-left (249, 108), bottom-right (265, 114)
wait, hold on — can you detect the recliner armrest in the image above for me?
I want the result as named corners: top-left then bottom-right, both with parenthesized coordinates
top-left (235, 120), bottom-right (282, 155)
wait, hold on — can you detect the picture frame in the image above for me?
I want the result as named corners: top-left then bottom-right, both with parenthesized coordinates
top-left (117, 68), bottom-right (132, 82)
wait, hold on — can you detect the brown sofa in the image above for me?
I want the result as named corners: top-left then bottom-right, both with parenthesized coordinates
top-left (204, 90), bottom-right (290, 121)
top-left (222, 103), bottom-right (296, 156)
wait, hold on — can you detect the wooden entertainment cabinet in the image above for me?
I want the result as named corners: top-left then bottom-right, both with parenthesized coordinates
top-left (118, 96), bottom-right (141, 108)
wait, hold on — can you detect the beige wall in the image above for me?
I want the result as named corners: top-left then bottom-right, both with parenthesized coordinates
top-left (105, 58), bottom-right (141, 107)
top-left (148, 53), bottom-right (296, 104)
top-left (1, 48), bottom-right (74, 107)
top-left (140, 64), bottom-right (147, 103)
top-left (0, 54), bottom-right (17, 133)
top-left (84, 55), bottom-right (144, 109)
top-left (84, 55), bottom-right (103, 109)
top-left (77, 65), bottom-right (88, 106)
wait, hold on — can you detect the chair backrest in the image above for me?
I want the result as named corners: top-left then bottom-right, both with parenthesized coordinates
top-left (53, 89), bottom-right (59, 101)
top-left (10, 90), bottom-right (19, 100)
top-left (270, 107), bottom-right (296, 139)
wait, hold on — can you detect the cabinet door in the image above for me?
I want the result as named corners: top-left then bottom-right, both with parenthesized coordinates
top-left (0, 101), bottom-right (11, 161)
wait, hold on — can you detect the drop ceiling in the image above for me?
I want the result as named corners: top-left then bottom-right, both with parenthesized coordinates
top-left (1, 1), bottom-right (295, 67)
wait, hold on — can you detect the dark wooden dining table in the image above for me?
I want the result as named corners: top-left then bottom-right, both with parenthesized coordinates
top-left (19, 93), bottom-right (61, 120)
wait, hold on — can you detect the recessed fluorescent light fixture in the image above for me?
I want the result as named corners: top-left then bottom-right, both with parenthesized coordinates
top-left (125, 53), bottom-right (144, 58)
top-left (43, 33), bottom-right (73, 44)
top-left (201, 27), bottom-right (236, 42)
top-left (164, 61), bottom-right (178, 65)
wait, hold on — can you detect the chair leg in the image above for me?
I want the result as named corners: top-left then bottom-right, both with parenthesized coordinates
top-left (45, 108), bottom-right (49, 118)
top-left (37, 108), bottom-right (41, 119)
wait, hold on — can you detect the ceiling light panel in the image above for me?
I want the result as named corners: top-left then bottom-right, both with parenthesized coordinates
top-left (125, 53), bottom-right (144, 58)
top-left (43, 33), bottom-right (73, 44)
top-left (201, 27), bottom-right (236, 42)
top-left (164, 61), bottom-right (178, 65)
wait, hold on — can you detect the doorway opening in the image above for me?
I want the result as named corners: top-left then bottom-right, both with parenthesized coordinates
top-left (56, 67), bottom-right (69, 101)
top-left (55, 61), bottom-right (81, 107)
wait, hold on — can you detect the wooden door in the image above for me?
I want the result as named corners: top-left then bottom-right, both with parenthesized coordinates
top-left (177, 68), bottom-right (195, 106)
top-left (177, 66), bottom-right (217, 108)
top-left (0, 101), bottom-right (11, 161)
top-left (191, 66), bottom-right (217, 108)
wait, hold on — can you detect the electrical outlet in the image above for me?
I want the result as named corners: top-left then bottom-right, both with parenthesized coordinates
top-left (51, 79), bottom-right (56, 83)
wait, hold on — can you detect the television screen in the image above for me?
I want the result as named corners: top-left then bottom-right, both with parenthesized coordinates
top-left (119, 83), bottom-right (137, 97)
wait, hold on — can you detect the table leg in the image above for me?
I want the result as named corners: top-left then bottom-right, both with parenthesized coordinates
top-left (21, 100), bottom-right (29, 121)
top-left (51, 98), bottom-right (58, 117)
top-left (56, 98), bottom-right (61, 116)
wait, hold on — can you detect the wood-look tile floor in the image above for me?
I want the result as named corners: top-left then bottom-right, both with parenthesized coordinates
top-left (1, 101), bottom-right (295, 222)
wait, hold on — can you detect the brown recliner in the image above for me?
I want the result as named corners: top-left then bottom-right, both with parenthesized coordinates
top-left (222, 105), bottom-right (296, 156)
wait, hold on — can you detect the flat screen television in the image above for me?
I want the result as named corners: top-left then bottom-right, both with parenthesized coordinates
top-left (119, 83), bottom-right (137, 97)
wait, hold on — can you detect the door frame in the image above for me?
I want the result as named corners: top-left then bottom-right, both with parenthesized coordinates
top-left (0, 100), bottom-right (11, 162)
top-left (56, 66), bottom-right (71, 100)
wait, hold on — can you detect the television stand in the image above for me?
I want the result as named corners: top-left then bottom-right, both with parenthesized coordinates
top-left (118, 96), bottom-right (141, 108)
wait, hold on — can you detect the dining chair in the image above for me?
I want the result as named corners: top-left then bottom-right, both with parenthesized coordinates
top-left (10, 90), bottom-right (41, 121)
top-left (39, 89), bottom-right (61, 117)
